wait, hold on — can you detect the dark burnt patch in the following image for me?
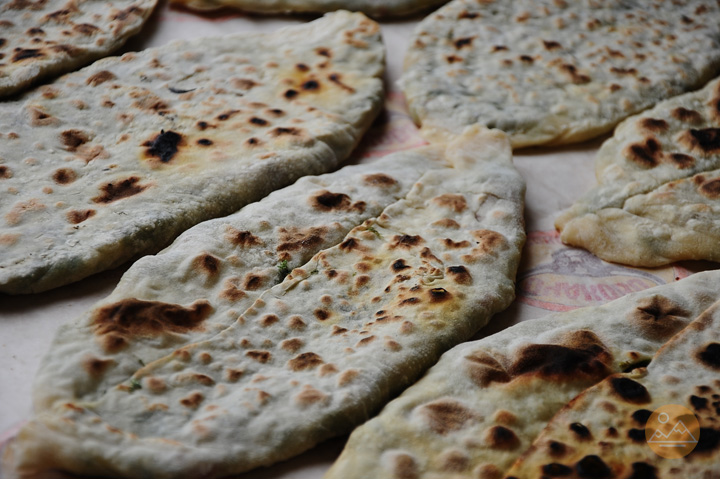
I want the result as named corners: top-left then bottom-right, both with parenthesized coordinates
top-left (73, 23), bottom-right (99, 35)
top-left (454, 37), bottom-right (474, 49)
top-left (82, 357), bottom-right (114, 378)
top-left (288, 352), bottom-right (323, 371)
top-left (575, 455), bottom-right (611, 479)
top-left (447, 265), bottom-right (472, 285)
top-left (699, 178), bottom-right (720, 199)
top-left (543, 40), bottom-right (562, 50)
top-left (12, 48), bottom-right (44, 62)
top-left (508, 331), bottom-right (611, 382)
top-left (680, 128), bottom-right (720, 154)
top-left (611, 377), bottom-right (650, 404)
top-left (570, 422), bottom-right (592, 440)
top-left (92, 177), bottom-right (149, 203)
top-left (52, 168), bottom-right (76, 184)
top-left (627, 428), bottom-right (646, 443)
top-left (284, 89), bottom-right (299, 99)
top-left (216, 110), bottom-right (239, 121)
top-left (363, 173), bottom-right (397, 187)
top-left (193, 253), bottom-right (220, 276)
top-left (92, 299), bottom-right (212, 353)
top-left (548, 441), bottom-right (567, 458)
top-left (610, 67), bottom-right (637, 76)
top-left (315, 47), bottom-right (332, 57)
top-left (631, 295), bottom-right (690, 340)
top-left (314, 309), bottom-right (330, 321)
top-left (692, 428), bottom-right (720, 454)
top-left (459, 11), bottom-right (479, 19)
top-left (270, 126), bottom-right (302, 137)
top-left (399, 297), bottom-right (420, 306)
top-left (484, 426), bottom-right (519, 450)
top-left (197, 138), bottom-right (212, 146)
top-left (429, 288), bottom-right (451, 303)
top-left (668, 153), bottom-right (695, 169)
top-left (328, 73), bottom-right (355, 93)
top-left (697, 343), bottom-right (720, 370)
top-left (301, 80), bottom-right (320, 91)
top-left (443, 239), bottom-right (471, 249)
top-left (0, 166), bottom-right (11, 179)
top-left (560, 63), bottom-right (590, 84)
top-left (339, 237), bottom-right (364, 252)
top-left (632, 409), bottom-right (652, 426)
top-left (310, 190), bottom-right (351, 212)
top-left (180, 392), bottom-right (204, 408)
top-left (542, 463), bottom-right (573, 477)
top-left (391, 259), bottom-right (411, 272)
top-left (420, 399), bottom-right (475, 435)
top-left (242, 273), bottom-right (265, 291)
top-left (246, 137), bottom-right (262, 147)
top-left (690, 395), bottom-right (708, 411)
top-left (390, 234), bottom-right (424, 249)
top-left (519, 55), bottom-right (534, 64)
top-left (671, 107), bottom-right (702, 123)
top-left (60, 129), bottom-right (90, 152)
top-left (627, 462), bottom-right (657, 479)
top-left (226, 229), bottom-right (262, 248)
top-left (144, 130), bottom-right (183, 164)
top-left (625, 137), bottom-right (662, 167)
top-left (249, 117), bottom-right (268, 126)
top-left (639, 118), bottom-right (668, 132)
top-left (66, 209), bottom-right (96, 224)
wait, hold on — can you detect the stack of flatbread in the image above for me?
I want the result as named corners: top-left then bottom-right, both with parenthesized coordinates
top-left (557, 76), bottom-right (720, 266)
top-left (3, 127), bottom-right (526, 478)
top-left (0, 11), bottom-right (385, 294)
top-left (327, 271), bottom-right (720, 478)
top-left (401, 0), bottom-right (720, 147)
top-left (0, 0), bottom-right (157, 98)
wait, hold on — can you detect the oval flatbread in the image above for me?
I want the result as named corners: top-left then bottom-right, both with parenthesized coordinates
top-left (0, 0), bottom-right (156, 98)
top-left (326, 271), bottom-right (720, 479)
top-left (556, 77), bottom-right (720, 266)
top-left (3, 127), bottom-right (526, 478)
top-left (171, 0), bottom-right (448, 17)
top-left (0, 11), bottom-right (385, 294)
top-left (401, 0), bottom-right (720, 147)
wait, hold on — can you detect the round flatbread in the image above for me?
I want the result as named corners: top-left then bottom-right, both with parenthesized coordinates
top-left (401, 0), bottom-right (720, 147)
top-left (0, 0), bottom-right (156, 98)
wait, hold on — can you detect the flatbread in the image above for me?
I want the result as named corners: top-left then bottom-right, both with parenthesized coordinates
top-left (400, 0), bottom-right (720, 148)
top-left (171, 0), bottom-right (448, 18)
top-left (0, 0), bottom-right (157, 98)
top-left (507, 295), bottom-right (720, 478)
top-left (32, 145), bottom-right (446, 410)
top-left (0, 11), bottom-right (385, 294)
top-left (3, 127), bottom-right (526, 478)
top-left (326, 271), bottom-right (720, 479)
top-left (556, 77), bottom-right (720, 266)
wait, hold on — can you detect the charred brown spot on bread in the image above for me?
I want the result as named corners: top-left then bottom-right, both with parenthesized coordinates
top-left (259, 314), bottom-right (278, 327)
top-left (690, 395), bottom-right (708, 411)
top-left (459, 10), bottom-right (479, 19)
top-left (509, 330), bottom-right (611, 382)
top-left (60, 129), bottom-right (90, 152)
top-left (671, 107), bottom-right (702, 123)
top-left (519, 55), bottom-right (534, 64)
top-left (574, 455), bottom-right (611, 478)
top-left (547, 440), bottom-right (568, 457)
top-left (92, 177), bottom-right (148, 203)
top-left (610, 67), bottom-right (637, 76)
top-left (631, 409), bottom-right (652, 426)
top-left (428, 288), bottom-right (451, 303)
top-left (337, 368), bottom-right (359, 386)
top-left (625, 137), bottom-right (663, 167)
top-left (327, 73), bottom-right (355, 93)
top-left (295, 385), bottom-right (329, 407)
top-left (288, 352), bottom-right (324, 371)
top-left (52, 168), bottom-right (76, 184)
top-left (465, 350), bottom-right (510, 387)
top-left (697, 343), bottom-right (720, 370)
top-left (310, 191), bottom-right (352, 211)
top-left (226, 229), bottom-right (262, 248)
top-left (12, 48), bottom-right (44, 62)
top-left (679, 128), bottom-right (720, 154)
top-left (699, 178), bottom-right (720, 199)
top-left (447, 265), bottom-right (472, 285)
top-left (232, 78), bottom-right (258, 90)
top-left (193, 253), bottom-right (220, 276)
top-left (72, 23), bottom-right (99, 35)
top-left (242, 273), bottom-right (265, 291)
top-left (246, 350), bottom-right (271, 363)
top-left (245, 137), bottom-right (262, 147)
top-left (340, 237), bottom-right (365, 252)
top-left (301, 80), bottom-right (320, 91)
top-left (82, 357), bottom-right (114, 378)
top-left (569, 422), bottom-right (592, 440)
top-left (694, 428), bottom-right (720, 453)
top-left (86, 70), bottom-right (117, 86)
top-left (144, 130), bottom-right (183, 164)
top-left (611, 377), bottom-right (650, 404)
top-left (219, 278), bottom-right (245, 302)
top-left (640, 118), bottom-right (669, 132)
top-left (560, 63), bottom-right (591, 84)
top-left (391, 259), bottom-right (411, 272)
top-left (471, 229), bottom-right (506, 255)
top-left (249, 117), bottom-right (268, 126)
top-left (92, 299), bottom-right (212, 353)
top-left (281, 338), bottom-right (303, 352)
top-left (314, 309), bottom-right (330, 321)
top-left (668, 153), bottom-right (695, 169)
top-left (277, 226), bottom-right (327, 253)
top-left (432, 194), bottom-right (467, 212)
top-left (433, 219), bottom-right (460, 229)
top-left (484, 426), bottom-right (519, 450)
top-left (543, 40), bottom-right (562, 50)
top-left (440, 450), bottom-right (469, 472)
top-left (421, 399), bottom-right (478, 436)
top-left (363, 173), bottom-right (397, 187)
top-left (284, 89), bottom-right (299, 99)
top-left (0, 166), bottom-right (11, 179)
top-left (445, 55), bottom-right (463, 64)
top-left (630, 295), bottom-right (689, 340)
top-left (180, 392), bottom-right (204, 408)
top-left (270, 126), bottom-right (302, 137)
top-left (390, 453), bottom-right (419, 479)
top-left (390, 234), bottom-right (424, 250)
top-left (29, 108), bottom-right (57, 126)
top-left (197, 139), bottom-right (212, 146)
top-left (66, 209), bottom-right (96, 224)
top-left (443, 238), bottom-right (471, 249)
top-left (454, 37), bottom-right (474, 49)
